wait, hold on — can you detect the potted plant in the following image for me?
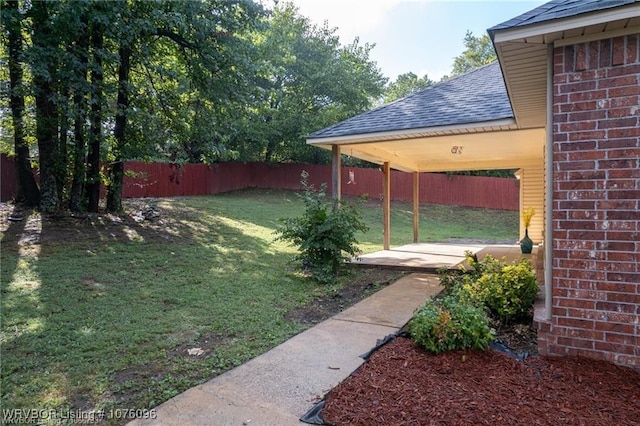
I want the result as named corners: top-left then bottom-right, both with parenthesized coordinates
top-left (520, 207), bottom-right (535, 254)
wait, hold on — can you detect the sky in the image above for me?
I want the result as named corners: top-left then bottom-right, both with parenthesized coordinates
top-left (288, 0), bottom-right (547, 82)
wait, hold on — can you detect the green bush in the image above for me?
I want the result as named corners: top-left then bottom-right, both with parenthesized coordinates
top-left (276, 171), bottom-right (368, 284)
top-left (460, 258), bottom-right (539, 322)
top-left (438, 251), bottom-right (501, 295)
top-left (438, 252), bottom-right (539, 322)
top-left (409, 296), bottom-right (494, 354)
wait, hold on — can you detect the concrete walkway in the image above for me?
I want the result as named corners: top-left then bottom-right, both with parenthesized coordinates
top-left (129, 273), bottom-right (442, 426)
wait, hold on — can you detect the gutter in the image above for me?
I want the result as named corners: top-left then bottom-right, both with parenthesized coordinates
top-left (545, 43), bottom-right (553, 321)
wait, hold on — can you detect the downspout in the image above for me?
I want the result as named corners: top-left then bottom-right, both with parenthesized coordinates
top-left (545, 43), bottom-right (554, 321)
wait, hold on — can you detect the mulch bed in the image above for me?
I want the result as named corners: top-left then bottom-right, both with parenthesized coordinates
top-left (323, 337), bottom-right (640, 426)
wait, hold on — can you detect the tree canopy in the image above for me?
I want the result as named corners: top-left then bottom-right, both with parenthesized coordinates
top-left (2, 1), bottom-right (512, 213)
top-left (383, 72), bottom-right (434, 104)
top-left (228, 3), bottom-right (386, 164)
top-left (451, 31), bottom-right (496, 76)
top-left (1, 0), bottom-right (385, 212)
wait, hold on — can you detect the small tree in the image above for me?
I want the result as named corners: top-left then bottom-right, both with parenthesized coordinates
top-left (276, 171), bottom-right (368, 283)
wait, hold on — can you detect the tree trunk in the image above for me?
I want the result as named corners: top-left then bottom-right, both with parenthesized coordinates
top-left (86, 17), bottom-right (105, 213)
top-left (4, 0), bottom-right (40, 206)
top-left (69, 14), bottom-right (90, 212)
top-left (57, 84), bottom-right (70, 205)
top-left (107, 46), bottom-right (131, 212)
top-left (31, 1), bottom-right (59, 212)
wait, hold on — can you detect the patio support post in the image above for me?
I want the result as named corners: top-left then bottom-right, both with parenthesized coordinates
top-left (383, 162), bottom-right (391, 250)
top-left (332, 145), bottom-right (341, 201)
top-left (544, 43), bottom-right (553, 321)
top-left (413, 171), bottom-right (419, 243)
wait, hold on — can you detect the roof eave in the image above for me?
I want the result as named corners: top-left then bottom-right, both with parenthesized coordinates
top-left (490, 2), bottom-right (640, 130)
top-left (491, 3), bottom-right (640, 43)
top-left (307, 118), bottom-right (517, 146)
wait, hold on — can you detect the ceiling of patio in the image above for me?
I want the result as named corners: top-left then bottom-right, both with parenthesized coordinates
top-left (308, 126), bottom-right (545, 173)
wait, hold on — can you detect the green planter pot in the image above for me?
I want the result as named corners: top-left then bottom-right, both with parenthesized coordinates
top-left (520, 228), bottom-right (533, 254)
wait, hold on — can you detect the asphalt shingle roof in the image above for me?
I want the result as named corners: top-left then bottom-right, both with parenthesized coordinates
top-left (489, 0), bottom-right (639, 32)
top-left (308, 61), bottom-right (512, 140)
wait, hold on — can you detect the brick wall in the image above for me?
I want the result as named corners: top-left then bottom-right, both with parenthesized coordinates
top-left (541, 34), bottom-right (640, 368)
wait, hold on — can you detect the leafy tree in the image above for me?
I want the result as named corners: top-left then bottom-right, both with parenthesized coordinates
top-left (1, 0), bottom-right (265, 213)
top-left (68, 10), bottom-right (90, 212)
top-left (85, 1), bottom-right (107, 212)
top-left (1, 0), bottom-right (384, 213)
top-left (1, 0), bottom-right (40, 206)
top-left (233, 2), bottom-right (386, 164)
top-left (451, 30), bottom-right (496, 76)
top-left (445, 169), bottom-right (515, 178)
top-left (29, 0), bottom-right (63, 212)
top-left (384, 72), bottom-right (434, 103)
top-left (125, 0), bottom-right (264, 166)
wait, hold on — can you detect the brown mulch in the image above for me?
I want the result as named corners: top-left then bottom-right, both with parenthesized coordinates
top-left (323, 337), bottom-right (640, 426)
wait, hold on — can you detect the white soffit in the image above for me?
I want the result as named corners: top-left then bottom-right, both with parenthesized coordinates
top-left (308, 127), bottom-right (545, 173)
top-left (493, 4), bottom-right (640, 130)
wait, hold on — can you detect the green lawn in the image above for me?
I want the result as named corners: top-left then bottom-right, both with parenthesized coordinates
top-left (0, 189), bottom-right (517, 423)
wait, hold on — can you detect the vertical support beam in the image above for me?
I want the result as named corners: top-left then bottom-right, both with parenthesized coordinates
top-left (383, 162), bottom-right (391, 250)
top-left (544, 43), bottom-right (554, 321)
top-left (332, 145), bottom-right (341, 201)
top-left (413, 171), bottom-right (419, 243)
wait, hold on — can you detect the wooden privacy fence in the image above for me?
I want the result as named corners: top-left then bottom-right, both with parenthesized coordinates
top-left (1, 155), bottom-right (519, 210)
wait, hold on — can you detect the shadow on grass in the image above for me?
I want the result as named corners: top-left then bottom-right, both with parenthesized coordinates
top-left (0, 196), bottom-right (311, 419)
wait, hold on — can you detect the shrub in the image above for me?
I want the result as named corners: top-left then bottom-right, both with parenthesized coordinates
top-left (409, 296), bottom-right (494, 354)
top-left (460, 258), bottom-right (539, 322)
top-left (276, 171), bottom-right (368, 284)
top-left (438, 252), bottom-right (539, 322)
top-left (437, 251), bottom-right (501, 296)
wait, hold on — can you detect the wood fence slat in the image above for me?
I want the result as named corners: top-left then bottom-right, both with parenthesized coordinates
top-left (0, 154), bottom-right (518, 210)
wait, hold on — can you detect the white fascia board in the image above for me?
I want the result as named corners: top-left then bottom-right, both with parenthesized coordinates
top-left (306, 118), bottom-right (517, 146)
top-left (555, 25), bottom-right (640, 47)
top-left (493, 4), bottom-right (640, 44)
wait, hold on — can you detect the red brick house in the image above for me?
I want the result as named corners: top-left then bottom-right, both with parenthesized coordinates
top-left (308, 0), bottom-right (640, 367)
top-left (490, 0), bottom-right (640, 367)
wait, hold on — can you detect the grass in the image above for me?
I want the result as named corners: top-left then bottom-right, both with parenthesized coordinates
top-left (357, 197), bottom-right (518, 252)
top-left (0, 189), bottom-right (517, 424)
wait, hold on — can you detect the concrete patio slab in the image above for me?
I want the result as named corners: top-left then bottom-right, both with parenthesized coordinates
top-left (128, 273), bottom-right (442, 426)
top-left (353, 243), bottom-right (486, 271)
top-left (457, 245), bottom-right (539, 270)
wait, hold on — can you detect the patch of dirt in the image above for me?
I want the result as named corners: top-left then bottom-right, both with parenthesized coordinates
top-left (112, 363), bottom-right (167, 406)
top-left (285, 268), bottom-right (406, 325)
top-left (491, 319), bottom-right (538, 357)
top-left (166, 331), bottom-right (230, 358)
top-left (323, 336), bottom-right (640, 426)
top-left (113, 363), bottom-right (167, 387)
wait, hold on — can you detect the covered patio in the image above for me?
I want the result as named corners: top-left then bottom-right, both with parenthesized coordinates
top-left (306, 62), bottom-right (546, 251)
top-left (306, 60), bottom-right (548, 309)
top-left (318, 0), bottom-right (640, 371)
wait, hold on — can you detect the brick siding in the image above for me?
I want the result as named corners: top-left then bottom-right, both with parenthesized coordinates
top-left (541, 34), bottom-right (640, 368)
